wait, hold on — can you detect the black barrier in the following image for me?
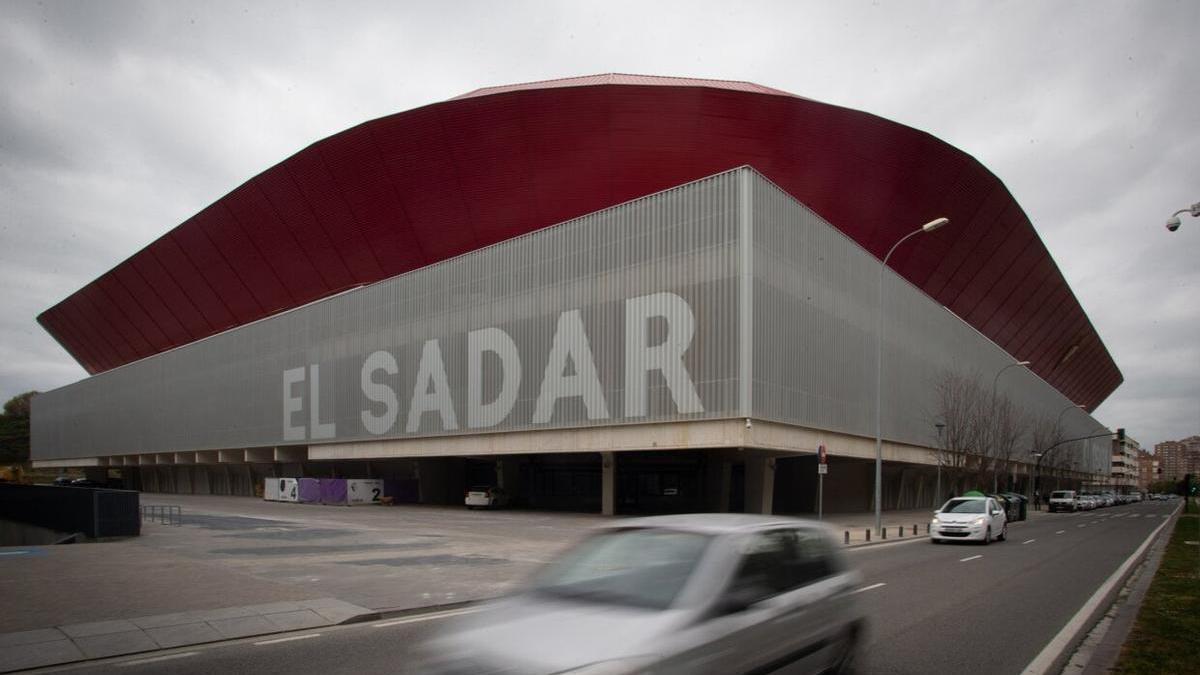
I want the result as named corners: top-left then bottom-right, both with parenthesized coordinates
top-left (0, 483), bottom-right (140, 539)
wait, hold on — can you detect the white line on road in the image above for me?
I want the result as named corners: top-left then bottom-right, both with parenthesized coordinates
top-left (254, 634), bottom-right (322, 646)
top-left (1078, 524), bottom-right (1087, 528)
top-left (118, 652), bottom-right (200, 667)
top-left (1023, 539), bottom-right (1036, 544)
top-left (1056, 530), bottom-right (1065, 534)
top-left (851, 582), bottom-right (887, 594)
top-left (1022, 503), bottom-right (1179, 675)
top-left (373, 607), bottom-right (482, 628)
top-left (960, 555), bottom-right (982, 562)
top-left (1162, 515), bottom-right (1170, 518)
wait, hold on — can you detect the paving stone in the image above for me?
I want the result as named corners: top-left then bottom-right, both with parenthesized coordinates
top-left (131, 612), bottom-right (198, 630)
top-left (263, 610), bottom-right (327, 631)
top-left (145, 622), bottom-right (224, 649)
top-left (311, 605), bottom-right (370, 624)
top-left (189, 606), bottom-right (258, 622)
top-left (73, 630), bottom-right (158, 659)
top-left (0, 639), bottom-right (83, 672)
top-left (0, 627), bottom-right (68, 648)
top-left (242, 601), bottom-right (304, 615)
top-left (297, 597), bottom-right (354, 610)
top-left (59, 619), bottom-right (140, 639)
top-left (207, 615), bottom-right (276, 640)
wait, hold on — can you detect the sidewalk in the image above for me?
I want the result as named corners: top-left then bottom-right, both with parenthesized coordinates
top-left (0, 598), bottom-right (373, 673)
top-left (0, 495), bottom-right (1041, 671)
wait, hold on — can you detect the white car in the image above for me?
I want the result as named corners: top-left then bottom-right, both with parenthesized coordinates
top-left (930, 496), bottom-right (1007, 544)
top-left (1048, 490), bottom-right (1077, 512)
top-left (465, 485), bottom-right (509, 509)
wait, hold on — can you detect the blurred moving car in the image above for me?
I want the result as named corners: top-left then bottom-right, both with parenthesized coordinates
top-left (464, 486), bottom-right (509, 509)
top-left (420, 514), bottom-right (865, 674)
top-left (1048, 490), bottom-right (1077, 512)
top-left (930, 496), bottom-right (1007, 544)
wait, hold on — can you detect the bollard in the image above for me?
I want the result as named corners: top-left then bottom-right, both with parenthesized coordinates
top-left (898, 526), bottom-right (903, 537)
top-left (913, 524), bottom-right (918, 535)
top-left (866, 529), bottom-right (871, 542)
top-left (844, 531), bottom-right (850, 545)
top-left (926, 523), bottom-right (931, 534)
top-left (882, 527), bottom-right (887, 540)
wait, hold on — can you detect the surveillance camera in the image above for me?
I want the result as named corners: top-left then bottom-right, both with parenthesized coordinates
top-left (1166, 216), bottom-right (1181, 232)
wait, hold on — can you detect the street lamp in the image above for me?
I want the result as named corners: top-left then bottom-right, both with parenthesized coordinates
top-left (989, 360), bottom-right (1030, 492)
top-left (1029, 403), bottom-right (1085, 508)
top-left (1165, 201), bottom-right (1199, 232)
top-left (935, 422), bottom-right (946, 507)
top-left (875, 216), bottom-right (950, 536)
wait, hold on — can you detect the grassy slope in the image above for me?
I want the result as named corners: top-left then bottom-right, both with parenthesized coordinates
top-left (1114, 498), bottom-right (1200, 674)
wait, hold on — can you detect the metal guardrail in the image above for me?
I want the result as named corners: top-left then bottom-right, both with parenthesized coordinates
top-left (140, 504), bottom-right (182, 526)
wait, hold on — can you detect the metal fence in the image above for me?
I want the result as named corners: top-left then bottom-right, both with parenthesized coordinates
top-left (140, 504), bottom-right (182, 526)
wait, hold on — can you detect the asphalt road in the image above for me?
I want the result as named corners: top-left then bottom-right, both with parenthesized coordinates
top-left (45, 500), bottom-right (1178, 675)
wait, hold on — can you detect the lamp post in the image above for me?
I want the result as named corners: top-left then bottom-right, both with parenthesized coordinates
top-left (874, 216), bottom-right (950, 537)
top-left (1165, 201), bottom-right (1200, 232)
top-left (990, 360), bottom-right (1030, 492)
top-left (935, 422), bottom-right (945, 507)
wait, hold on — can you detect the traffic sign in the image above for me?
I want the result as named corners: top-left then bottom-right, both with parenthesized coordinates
top-left (818, 464), bottom-right (828, 474)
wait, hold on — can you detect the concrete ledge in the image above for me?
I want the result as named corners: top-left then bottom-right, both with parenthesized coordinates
top-left (0, 598), bottom-right (374, 673)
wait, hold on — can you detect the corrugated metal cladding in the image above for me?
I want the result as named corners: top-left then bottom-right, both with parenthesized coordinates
top-left (34, 168), bottom-right (1110, 473)
top-left (37, 75), bottom-right (1121, 412)
top-left (750, 175), bottom-right (1109, 474)
top-left (33, 173), bottom-right (743, 459)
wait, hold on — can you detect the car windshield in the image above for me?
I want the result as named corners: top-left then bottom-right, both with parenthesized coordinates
top-left (941, 499), bottom-right (986, 514)
top-left (1051, 491), bottom-right (1073, 498)
top-left (531, 528), bottom-right (712, 610)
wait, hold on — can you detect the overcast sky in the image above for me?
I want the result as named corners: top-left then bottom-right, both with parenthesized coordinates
top-left (1, 1), bottom-right (1196, 448)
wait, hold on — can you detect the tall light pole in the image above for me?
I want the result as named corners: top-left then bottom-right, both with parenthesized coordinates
top-left (990, 360), bottom-right (1030, 492)
top-left (935, 422), bottom-right (945, 507)
top-left (1165, 201), bottom-right (1199, 232)
top-left (875, 216), bottom-right (950, 536)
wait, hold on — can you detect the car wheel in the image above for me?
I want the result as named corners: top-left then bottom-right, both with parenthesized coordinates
top-left (983, 527), bottom-right (991, 545)
top-left (830, 623), bottom-right (860, 674)
top-left (998, 523), bottom-right (1007, 542)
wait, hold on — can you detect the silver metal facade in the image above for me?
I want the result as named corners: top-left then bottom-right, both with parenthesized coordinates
top-left (750, 175), bottom-right (1109, 473)
top-left (33, 172), bottom-right (744, 459)
top-left (33, 167), bottom-right (1109, 472)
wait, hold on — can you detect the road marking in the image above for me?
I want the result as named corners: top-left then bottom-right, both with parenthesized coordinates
top-left (960, 555), bottom-right (982, 562)
top-left (1162, 515), bottom-right (1170, 518)
top-left (1022, 502), bottom-right (1179, 675)
top-left (1056, 530), bottom-right (1065, 534)
top-left (118, 652), bottom-right (200, 667)
top-left (1129, 514), bottom-right (1140, 518)
top-left (254, 634), bottom-right (321, 646)
top-left (1077, 524), bottom-right (1087, 528)
top-left (850, 582), bottom-right (887, 594)
top-left (373, 607), bottom-right (481, 627)
top-left (1023, 539), bottom-right (1036, 544)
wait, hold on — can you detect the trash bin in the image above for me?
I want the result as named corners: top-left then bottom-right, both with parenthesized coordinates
top-left (1000, 492), bottom-right (1027, 521)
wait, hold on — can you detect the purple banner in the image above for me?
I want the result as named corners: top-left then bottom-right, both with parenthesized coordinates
top-left (320, 478), bottom-right (348, 505)
top-left (297, 477), bottom-right (321, 503)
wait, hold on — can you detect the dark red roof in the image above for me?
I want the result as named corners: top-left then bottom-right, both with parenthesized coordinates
top-left (38, 74), bottom-right (1122, 410)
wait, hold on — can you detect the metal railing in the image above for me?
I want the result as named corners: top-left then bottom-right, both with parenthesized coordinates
top-left (140, 504), bottom-right (182, 526)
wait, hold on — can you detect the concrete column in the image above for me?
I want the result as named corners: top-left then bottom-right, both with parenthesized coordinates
top-left (497, 458), bottom-right (521, 492)
top-left (744, 455), bottom-right (775, 515)
top-left (601, 452), bottom-right (615, 516)
top-left (704, 456), bottom-right (732, 512)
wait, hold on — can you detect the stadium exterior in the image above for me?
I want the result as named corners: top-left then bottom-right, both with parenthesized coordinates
top-left (31, 75), bottom-right (1121, 515)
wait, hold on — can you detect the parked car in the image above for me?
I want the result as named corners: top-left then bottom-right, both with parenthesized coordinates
top-left (1048, 490), bottom-right (1077, 512)
top-left (69, 478), bottom-right (106, 488)
top-left (419, 514), bottom-right (865, 674)
top-left (465, 486), bottom-right (509, 509)
top-left (930, 496), bottom-right (1007, 544)
top-left (52, 476), bottom-right (74, 486)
